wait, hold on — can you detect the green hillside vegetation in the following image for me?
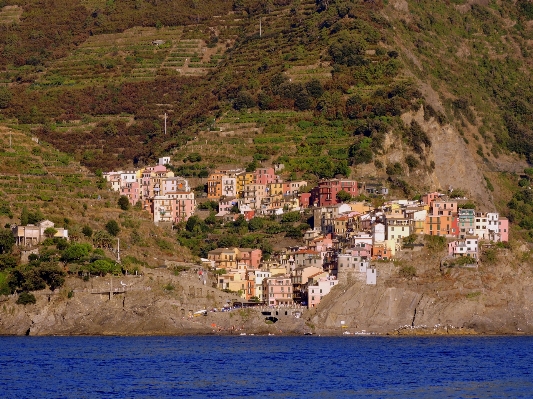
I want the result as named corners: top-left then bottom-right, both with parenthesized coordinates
top-left (0, 1), bottom-right (532, 215)
top-left (384, 0), bottom-right (533, 162)
top-left (1, 0), bottom-right (426, 174)
top-left (0, 126), bottom-right (196, 298)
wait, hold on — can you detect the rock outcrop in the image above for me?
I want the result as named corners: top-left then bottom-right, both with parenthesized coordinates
top-left (1, 249), bottom-right (532, 336)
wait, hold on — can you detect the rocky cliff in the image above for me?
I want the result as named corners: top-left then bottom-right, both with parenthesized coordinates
top-left (311, 247), bottom-right (533, 335)
top-left (2, 246), bottom-right (532, 336)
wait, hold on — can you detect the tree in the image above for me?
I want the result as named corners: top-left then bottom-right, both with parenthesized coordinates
top-left (0, 229), bottom-right (15, 254)
top-left (248, 217), bottom-right (264, 231)
top-left (82, 225), bottom-right (93, 238)
top-left (281, 211), bottom-right (301, 223)
top-left (61, 243), bottom-right (92, 262)
top-left (27, 209), bottom-right (44, 225)
top-left (0, 253), bottom-right (18, 271)
top-left (105, 220), bottom-right (120, 236)
top-left (0, 87), bottom-right (12, 109)
top-left (305, 79), bottom-right (324, 98)
top-left (336, 190), bottom-right (352, 203)
top-left (38, 262), bottom-right (66, 291)
top-left (44, 227), bottom-right (58, 239)
top-left (20, 206), bottom-right (29, 226)
top-left (92, 230), bottom-right (113, 248)
top-left (118, 196), bottom-right (130, 211)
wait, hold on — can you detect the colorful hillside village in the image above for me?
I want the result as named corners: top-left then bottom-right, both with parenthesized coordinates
top-left (104, 160), bottom-right (509, 309)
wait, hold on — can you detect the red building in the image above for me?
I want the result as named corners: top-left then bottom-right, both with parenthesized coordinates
top-left (317, 179), bottom-right (358, 207)
top-left (299, 192), bottom-right (311, 208)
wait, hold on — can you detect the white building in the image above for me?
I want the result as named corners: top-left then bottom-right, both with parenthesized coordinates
top-left (372, 223), bottom-right (386, 242)
top-left (249, 270), bottom-right (271, 302)
top-left (308, 277), bottom-right (339, 308)
top-left (158, 156), bottom-right (171, 166)
top-left (448, 236), bottom-right (479, 259)
top-left (337, 253), bottom-right (370, 283)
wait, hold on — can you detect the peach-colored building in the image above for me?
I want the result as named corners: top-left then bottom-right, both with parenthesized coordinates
top-left (207, 247), bottom-right (262, 270)
top-left (291, 265), bottom-right (324, 304)
top-left (263, 275), bottom-right (293, 306)
top-left (207, 172), bottom-right (224, 199)
top-left (282, 181), bottom-right (307, 196)
top-left (152, 191), bottom-right (195, 223)
top-left (243, 184), bottom-right (267, 209)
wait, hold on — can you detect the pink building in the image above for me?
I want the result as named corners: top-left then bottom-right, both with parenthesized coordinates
top-left (239, 248), bottom-right (262, 269)
top-left (218, 198), bottom-right (237, 213)
top-left (498, 217), bottom-right (509, 242)
top-left (308, 235), bottom-right (333, 252)
top-left (422, 192), bottom-right (441, 206)
top-left (153, 191), bottom-right (195, 223)
top-left (163, 176), bottom-right (190, 195)
top-left (120, 181), bottom-right (140, 205)
top-left (254, 168), bottom-right (280, 185)
top-left (349, 243), bottom-right (372, 258)
top-left (429, 197), bottom-right (458, 217)
top-left (263, 275), bottom-right (293, 306)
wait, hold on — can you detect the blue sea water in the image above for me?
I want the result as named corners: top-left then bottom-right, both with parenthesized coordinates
top-left (1, 336), bottom-right (532, 398)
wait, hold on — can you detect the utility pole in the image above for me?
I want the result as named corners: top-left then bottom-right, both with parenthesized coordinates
top-left (164, 112), bottom-right (167, 135)
top-left (117, 238), bottom-right (121, 263)
top-left (260, 17), bottom-right (262, 37)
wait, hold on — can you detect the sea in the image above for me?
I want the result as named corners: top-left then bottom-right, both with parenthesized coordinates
top-left (1, 336), bottom-right (532, 398)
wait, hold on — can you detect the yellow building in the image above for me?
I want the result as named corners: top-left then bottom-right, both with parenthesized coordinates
top-left (237, 172), bottom-right (255, 197)
top-left (267, 182), bottom-right (284, 196)
top-left (348, 202), bottom-right (373, 214)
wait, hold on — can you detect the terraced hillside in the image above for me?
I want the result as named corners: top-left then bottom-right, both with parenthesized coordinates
top-left (0, 126), bottom-right (190, 266)
top-left (0, 0), bottom-right (533, 210)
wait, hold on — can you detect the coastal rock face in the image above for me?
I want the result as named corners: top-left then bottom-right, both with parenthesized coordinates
top-left (311, 250), bottom-right (533, 335)
top-left (0, 268), bottom-right (307, 336)
top-left (1, 250), bottom-right (532, 336)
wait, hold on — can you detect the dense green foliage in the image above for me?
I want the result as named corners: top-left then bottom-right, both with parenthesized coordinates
top-left (177, 212), bottom-right (309, 258)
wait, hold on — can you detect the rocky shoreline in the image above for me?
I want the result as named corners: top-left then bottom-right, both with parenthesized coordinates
top-left (2, 255), bottom-right (533, 337)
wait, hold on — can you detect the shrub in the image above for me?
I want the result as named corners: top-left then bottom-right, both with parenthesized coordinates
top-left (118, 196), bottom-right (130, 211)
top-left (16, 292), bottom-right (36, 305)
top-left (82, 225), bottom-right (93, 238)
top-left (105, 220), bottom-right (120, 236)
top-left (399, 265), bottom-right (416, 279)
top-left (424, 235), bottom-right (447, 251)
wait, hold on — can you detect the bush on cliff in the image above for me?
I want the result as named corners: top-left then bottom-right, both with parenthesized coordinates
top-left (16, 292), bottom-right (36, 305)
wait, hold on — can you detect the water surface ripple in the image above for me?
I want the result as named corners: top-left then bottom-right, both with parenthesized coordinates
top-left (1, 336), bottom-right (532, 398)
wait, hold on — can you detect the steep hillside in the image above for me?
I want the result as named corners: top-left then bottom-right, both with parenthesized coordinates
top-left (0, 0), bottom-right (532, 210)
top-left (0, 126), bottom-right (192, 267)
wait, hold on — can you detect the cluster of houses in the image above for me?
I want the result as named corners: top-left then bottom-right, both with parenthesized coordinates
top-left (207, 167), bottom-right (365, 220)
top-left (103, 157), bottom-right (196, 224)
top-left (102, 159), bottom-right (509, 308)
top-left (202, 190), bottom-right (509, 309)
top-left (203, 246), bottom-right (342, 309)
